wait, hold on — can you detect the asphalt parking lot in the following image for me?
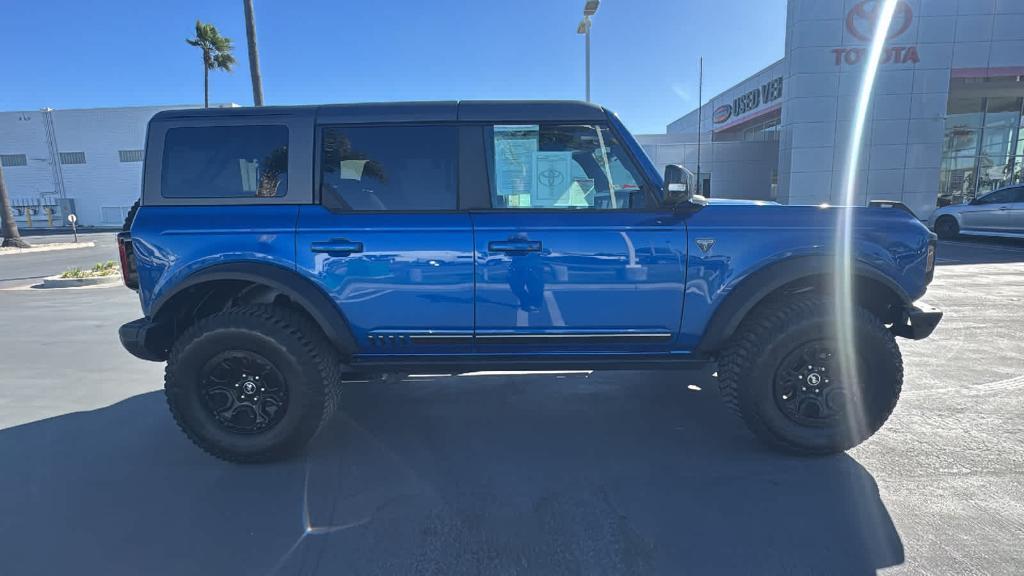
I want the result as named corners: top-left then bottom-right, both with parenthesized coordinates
top-left (0, 235), bottom-right (1021, 575)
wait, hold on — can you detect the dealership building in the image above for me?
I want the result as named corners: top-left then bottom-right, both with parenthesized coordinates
top-left (638, 0), bottom-right (1024, 218)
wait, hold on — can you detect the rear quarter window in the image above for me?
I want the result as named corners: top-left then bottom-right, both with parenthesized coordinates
top-left (161, 125), bottom-right (289, 198)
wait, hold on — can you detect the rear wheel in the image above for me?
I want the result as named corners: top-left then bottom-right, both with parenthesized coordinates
top-left (718, 296), bottom-right (903, 454)
top-left (164, 305), bottom-right (341, 463)
top-left (935, 216), bottom-right (959, 240)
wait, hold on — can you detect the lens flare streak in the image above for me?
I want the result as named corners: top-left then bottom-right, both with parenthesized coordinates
top-left (835, 0), bottom-right (900, 443)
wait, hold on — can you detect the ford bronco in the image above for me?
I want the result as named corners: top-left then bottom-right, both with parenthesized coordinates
top-left (117, 101), bottom-right (941, 463)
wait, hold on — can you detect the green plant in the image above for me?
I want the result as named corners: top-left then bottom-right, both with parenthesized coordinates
top-left (59, 261), bottom-right (119, 279)
top-left (92, 260), bottom-right (118, 274)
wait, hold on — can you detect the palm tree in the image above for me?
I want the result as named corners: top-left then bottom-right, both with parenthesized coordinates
top-left (243, 0), bottom-right (264, 106)
top-left (186, 20), bottom-right (236, 108)
top-left (0, 163), bottom-right (29, 248)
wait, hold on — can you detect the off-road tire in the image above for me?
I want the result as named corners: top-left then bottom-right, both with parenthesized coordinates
top-left (718, 295), bottom-right (903, 455)
top-left (164, 304), bottom-right (342, 463)
top-left (934, 216), bottom-right (959, 240)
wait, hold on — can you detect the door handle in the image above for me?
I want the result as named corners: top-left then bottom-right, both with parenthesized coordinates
top-left (311, 239), bottom-right (364, 255)
top-left (489, 239), bottom-right (542, 253)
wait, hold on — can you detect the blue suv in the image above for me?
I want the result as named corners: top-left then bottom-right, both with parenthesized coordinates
top-left (117, 101), bottom-right (941, 462)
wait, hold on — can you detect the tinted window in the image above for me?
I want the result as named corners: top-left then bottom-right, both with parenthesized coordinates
top-left (1012, 187), bottom-right (1024, 203)
top-left (161, 125), bottom-right (289, 198)
top-left (321, 126), bottom-right (457, 211)
top-left (975, 188), bottom-right (1012, 204)
top-left (487, 124), bottom-right (650, 209)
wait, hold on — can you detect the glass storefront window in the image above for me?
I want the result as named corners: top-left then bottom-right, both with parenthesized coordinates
top-left (939, 93), bottom-right (1024, 206)
top-left (938, 156), bottom-right (975, 206)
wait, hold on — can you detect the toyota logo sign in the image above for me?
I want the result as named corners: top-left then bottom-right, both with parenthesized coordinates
top-left (712, 104), bottom-right (732, 124)
top-left (846, 0), bottom-right (913, 42)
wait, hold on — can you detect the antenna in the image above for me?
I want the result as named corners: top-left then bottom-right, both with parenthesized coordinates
top-left (696, 56), bottom-right (703, 196)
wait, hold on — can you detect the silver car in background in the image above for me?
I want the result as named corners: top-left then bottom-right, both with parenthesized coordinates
top-left (928, 185), bottom-right (1024, 239)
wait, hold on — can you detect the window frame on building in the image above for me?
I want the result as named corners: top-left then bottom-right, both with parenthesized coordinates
top-left (0, 154), bottom-right (27, 167)
top-left (59, 151), bottom-right (86, 165)
top-left (118, 149), bottom-right (144, 163)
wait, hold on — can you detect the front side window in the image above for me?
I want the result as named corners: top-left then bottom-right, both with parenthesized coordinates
top-left (161, 125), bottom-right (289, 198)
top-left (488, 124), bottom-right (650, 209)
top-left (320, 125), bottom-right (457, 211)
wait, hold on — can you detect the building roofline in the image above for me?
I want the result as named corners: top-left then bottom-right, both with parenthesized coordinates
top-left (668, 58), bottom-right (785, 132)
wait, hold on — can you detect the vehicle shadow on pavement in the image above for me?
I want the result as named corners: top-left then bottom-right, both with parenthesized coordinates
top-left (0, 371), bottom-right (903, 575)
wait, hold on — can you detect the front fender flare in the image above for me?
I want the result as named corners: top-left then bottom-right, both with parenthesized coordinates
top-left (695, 255), bottom-right (911, 353)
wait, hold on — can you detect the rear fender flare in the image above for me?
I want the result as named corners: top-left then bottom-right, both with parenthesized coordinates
top-left (151, 262), bottom-right (357, 356)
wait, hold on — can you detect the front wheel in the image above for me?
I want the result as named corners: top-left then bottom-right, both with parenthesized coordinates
top-left (718, 296), bottom-right (903, 454)
top-left (934, 216), bottom-right (959, 240)
top-left (164, 305), bottom-right (342, 463)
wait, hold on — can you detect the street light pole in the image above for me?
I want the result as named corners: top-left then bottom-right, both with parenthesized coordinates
top-left (585, 19), bottom-right (591, 102)
top-left (578, 0), bottom-right (600, 103)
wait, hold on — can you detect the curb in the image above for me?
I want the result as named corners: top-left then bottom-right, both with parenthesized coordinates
top-left (20, 227), bottom-right (120, 237)
top-left (41, 275), bottom-right (121, 288)
top-left (0, 242), bottom-right (97, 256)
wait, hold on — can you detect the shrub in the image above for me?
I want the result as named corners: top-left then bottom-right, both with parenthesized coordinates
top-left (59, 261), bottom-right (119, 279)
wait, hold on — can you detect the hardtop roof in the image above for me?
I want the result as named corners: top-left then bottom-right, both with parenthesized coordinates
top-left (150, 100), bottom-right (609, 124)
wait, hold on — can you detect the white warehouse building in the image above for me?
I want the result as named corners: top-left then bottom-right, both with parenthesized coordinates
top-left (638, 0), bottom-right (1024, 218)
top-left (0, 104), bottom-right (224, 228)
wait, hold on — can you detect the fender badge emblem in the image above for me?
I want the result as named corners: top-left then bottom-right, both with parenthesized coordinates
top-left (696, 238), bottom-right (715, 254)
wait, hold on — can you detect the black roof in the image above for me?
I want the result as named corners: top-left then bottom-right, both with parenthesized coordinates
top-left (151, 100), bottom-right (609, 124)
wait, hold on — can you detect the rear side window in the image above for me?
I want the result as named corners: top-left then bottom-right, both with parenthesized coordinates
top-left (161, 125), bottom-right (289, 198)
top-left (320, 125), bottom-right (457, 211)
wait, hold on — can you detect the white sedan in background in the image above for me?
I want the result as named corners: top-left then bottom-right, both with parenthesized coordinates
top-left (929, 185), bottom-right (1024, 239)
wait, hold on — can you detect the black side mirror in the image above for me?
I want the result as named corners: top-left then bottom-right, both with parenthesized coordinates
top-left (663, 164), bottom-right (705, 211)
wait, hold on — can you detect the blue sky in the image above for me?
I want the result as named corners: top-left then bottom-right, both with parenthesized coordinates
top-left (0, 0), bottom-right (786, 134)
